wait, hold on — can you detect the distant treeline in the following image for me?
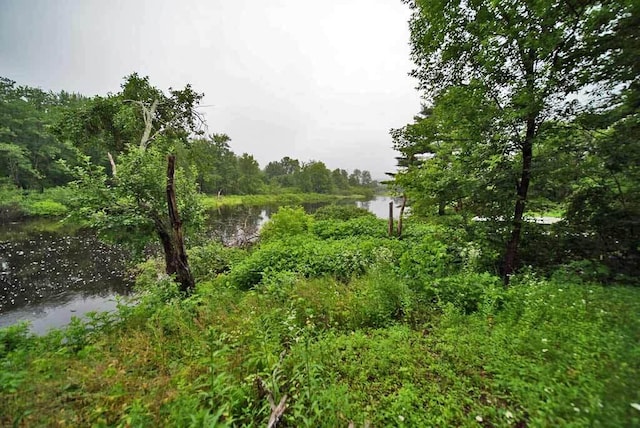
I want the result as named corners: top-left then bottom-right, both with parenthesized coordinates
top-left (0, 76), bottom-right (377, 196)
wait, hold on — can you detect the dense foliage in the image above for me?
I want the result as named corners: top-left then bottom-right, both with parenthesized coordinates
top-left (1, 2), bottom-right (639, 426)
top-left (393, 0), bottom-right (639, 279)
top-left (2, 210), bottom-right (639, 426)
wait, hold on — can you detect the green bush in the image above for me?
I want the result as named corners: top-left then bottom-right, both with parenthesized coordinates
top-left (259, 206), bottom-right (313, 243)
top-left (312, 204), bottom-right (373, 221)
top-left (430, 272), bottom-right (502, 314)
top-left (228, 236), bottom-right (399, 289)
top-left (398, 238), bottom-right (454, 286)
top-left (23, 200), bottom-right (68, 216)
top-left (312, 216), bottom-right (388, 239)
top-left (0, 322), bottom-right (31, 359)
top-left (189, 242), bottom-right (246, 282)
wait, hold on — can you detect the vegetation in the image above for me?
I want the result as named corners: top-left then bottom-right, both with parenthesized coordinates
top-left (1, 1), bottom-right (639, 426)
top-left (2, 210), bottom-right (639, 426)
top-left (393, 0), bottom-right (639, 280)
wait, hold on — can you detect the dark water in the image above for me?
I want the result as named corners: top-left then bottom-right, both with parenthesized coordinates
top-left (0, 197), bottom-right (399, 333)
top-left (0, 221), bottom-right (131, 333)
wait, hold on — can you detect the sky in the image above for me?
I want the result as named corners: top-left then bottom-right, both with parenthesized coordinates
top-left (0, 0), bottom-right (421, 179)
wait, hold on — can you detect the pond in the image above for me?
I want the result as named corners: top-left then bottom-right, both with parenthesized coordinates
top-left (0, 196), bottom-right (399, 333)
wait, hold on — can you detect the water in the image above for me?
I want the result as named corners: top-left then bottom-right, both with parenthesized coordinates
top-left (0, 196), bottom-right (397, 333)
top-left (0, 221), bottom-right (131, 334)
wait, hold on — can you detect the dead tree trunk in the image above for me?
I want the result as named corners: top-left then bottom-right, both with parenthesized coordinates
top-left (397, 194), bottom-right (407, 238)
top-left (164, 154), bottom-right (195, 293)
top-left (388, 201), bottom-right (394, 237)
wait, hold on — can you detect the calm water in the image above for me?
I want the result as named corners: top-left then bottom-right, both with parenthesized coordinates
top-left (0, 221), bottom-right (131, 333)
top-left (0, 196), bottom-right (399, 333)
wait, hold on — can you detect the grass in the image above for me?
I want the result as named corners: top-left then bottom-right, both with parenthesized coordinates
top-left (1, 270), bottom-right (639, 426)
top-left (1, 211), bottom-right (638, 426)
top-left (0, 186), bottom-right (72, 220)
top-left (201, 192), bottom-right (369, 209)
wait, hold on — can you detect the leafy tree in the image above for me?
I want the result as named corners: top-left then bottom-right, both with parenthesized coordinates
top-left (183, 134), bottom-right (239, 194)
top-left (401, 0), bottom-right (625, 280)
top-left (65, 74), bottom-right (204, 292)
top-left (298, 161), bottom-right (333, 194)
top-left (237, 153), bottom-right (264, 194)
top-left (348, 169), bottom-right (362, 186)
top-left (0, 77), bottom-right (79, 189)
top-left (331, 168), bottom-right (350, 191)
top-left (264, 156), bottom-right (300, 187)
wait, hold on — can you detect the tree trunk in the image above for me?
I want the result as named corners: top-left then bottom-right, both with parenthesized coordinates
top-left (502, 118), bottom-right (534, 283)
top-left (397, 194), bottom-right (407, 238)
top-left (163, 154), bottom-right (195, 293)
top-left (388, 201), bottom-right (394, 237)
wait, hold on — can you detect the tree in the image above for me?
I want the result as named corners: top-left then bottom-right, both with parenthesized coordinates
top-left (348, 169), bottom-right (362, 186)
top-left (65, 74), bottom-right (204, 293)
top-left (237, 153), bottom-right (264, 194)
top-left (264, 156), bottom-right (300, 187)
top-left (184, 134), bottom-right (239, 194)
top-left (298, 161), bottom-right (333, 194)
top-left (0, 77), bottom-right (80, 189)
top-left (402, 0), bottom-right (621, 280)
top-left (331, 168), bottom-right (350, 191)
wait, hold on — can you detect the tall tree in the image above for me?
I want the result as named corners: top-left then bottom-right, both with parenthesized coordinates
top-left (65, 74), bottom-right (204, 292)
top-left (0, 77), bottom-right (79, 189)
top-left (402, 0), bottom-right (622, 280)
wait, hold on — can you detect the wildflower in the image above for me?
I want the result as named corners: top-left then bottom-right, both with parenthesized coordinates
top-left (631, 403), bottom-right (640, 412)
top-left (542, 349), bottom-right (548, 353)
top-left (475, 415), bottom-right (483, 422)
top-left (398, 415), bottom-right (405, 422)
top-left (505, 410), bottom-right (513, 419)
top-left (541, 338), bottom-right (548, 343)
top-left (573, 407), bottom-right (580, 413)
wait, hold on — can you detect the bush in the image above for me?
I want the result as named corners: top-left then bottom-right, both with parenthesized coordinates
top-left (23, 200), bottom-right (68, 216)
top-left (312, 216), bottom-right (388, 240)
top-left (189, 242), bottom-right (246, 282)
top-left (228, 236), bottom-right (401, 289)
top-left (0, 322), bottom-right (31, 359)
top-left (259, 206), bottom-right (313, 243)
top-left (430, 272), bottom-right (502, 314)
top-left (312, 204), bottom-right (373, 221)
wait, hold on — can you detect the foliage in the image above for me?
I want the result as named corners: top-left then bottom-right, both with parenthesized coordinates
top-left (312, 216), bottom-right (388, 240)
top-left (312, 204), bottom-right (373, 221)
top-left (396, 0), bottom-right (638, 278)
top-left (188, 242), bottom-right (246, 282)
top-left (2, 266), bottom-right (639, 426)
top-left (67, 145), bottom-right (203, 255)
top-left (259, 206), bottom-right (313, 243)
top-left (227, 235), bottom-right (400, 289)
top-left (0, 77), bottom-right (81, 189)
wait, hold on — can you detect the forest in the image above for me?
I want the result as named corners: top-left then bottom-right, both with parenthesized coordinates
top-left (1, 0), bottom-right (639, 426)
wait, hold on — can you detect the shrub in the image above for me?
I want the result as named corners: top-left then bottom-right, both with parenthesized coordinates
top-left (312, 216), bottom-right (388, 240)
top-left (312, 204), bottom-right (373, 221)
top-left (24, 200), bottom-right (68, 216)
top-left (189, 242), bottom-right (246, 282)
top-left (227, 236), bottom-right (399, 289)
top-left (259, 206), bottom-right (313, 243)
top-left (430, 272), bottom-right (502, 314)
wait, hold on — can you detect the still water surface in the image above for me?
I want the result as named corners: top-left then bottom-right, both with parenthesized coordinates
top-left (0, 197), bottom-right (399, 333)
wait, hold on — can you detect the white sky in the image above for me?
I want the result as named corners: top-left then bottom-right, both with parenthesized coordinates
top-left (0, 0), bottom-right (421, 178)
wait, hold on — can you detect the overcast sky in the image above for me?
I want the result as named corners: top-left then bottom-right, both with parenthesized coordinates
top-left (0, 0), bottom-right (421, 178)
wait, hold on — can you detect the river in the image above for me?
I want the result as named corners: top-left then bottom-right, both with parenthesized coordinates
top-left (0, 196), bottom-right (398, 333)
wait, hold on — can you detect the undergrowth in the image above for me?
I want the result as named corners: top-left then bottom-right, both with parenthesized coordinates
top-left (1, 209), bottom-right (639, 427)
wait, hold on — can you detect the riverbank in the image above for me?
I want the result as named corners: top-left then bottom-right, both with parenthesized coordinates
top-left (1, 209), bottom-right (638, 426)
top-left (201, 192), bottom-right (372, 209)
top-left (0, 187), bottom-right (71, 222)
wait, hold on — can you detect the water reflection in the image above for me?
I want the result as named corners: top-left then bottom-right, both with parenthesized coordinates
top-left (0, 196), bottom-right (399, 333)
top-left (0, 222), bottom-right (131, 333)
